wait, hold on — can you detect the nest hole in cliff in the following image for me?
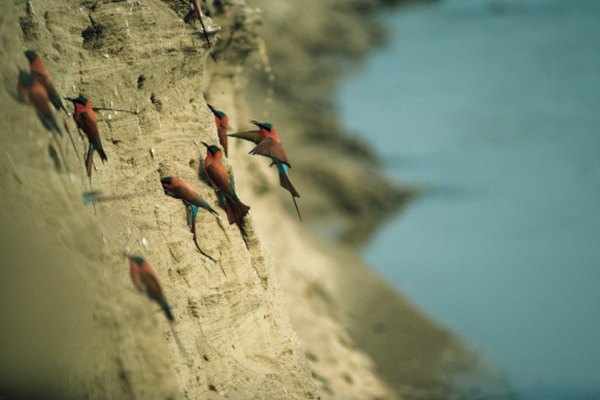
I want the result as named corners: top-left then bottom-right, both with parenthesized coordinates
top-left (136, 74), bottom-right (146, 89)
top-left (19, 1), bottom-right (39, 40)
top-left (150, 93), bottom-right (163, 112)
top-left (82, 21), bottom-right (104, 50)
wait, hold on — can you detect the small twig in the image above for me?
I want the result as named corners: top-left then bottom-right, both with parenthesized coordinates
top-left (190, 0), bottom-right (217, 62)
top-left (92, 107), bottom-right (138, 115)
top-left (63, 117), bottom-right (82, 162)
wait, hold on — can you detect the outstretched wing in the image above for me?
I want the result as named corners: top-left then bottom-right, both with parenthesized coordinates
top-left (228, 130), bottom-right (262, 144)
top-left (250, 138), bottom-right (291, 167)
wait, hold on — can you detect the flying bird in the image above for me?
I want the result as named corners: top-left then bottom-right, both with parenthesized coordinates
top-left (207, 104), bottom-right (229, 157)
top-left (125, 254), bottom-right (174, 322)
top-left (65, 96), bottom-right (107, 177)
top-left (229, 121), bottom-right (301, 221)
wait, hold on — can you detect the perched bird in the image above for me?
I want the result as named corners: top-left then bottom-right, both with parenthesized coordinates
top-left (161, 176), bottom-right (219, 215)
top-left (24, 50), bottom-right (69, 114)
top-left (160, 176), bottom-right (218, 261)
top-left (207, 104), bottom-right (229, 157)
top-left (202, 142), bottom-right (249, 226)
top-left (125, 254), bottom-right (174, 322)
top-left (65, 96), bottom-right (107, 177)
top-left (18, 69), bottom-right (61, 134)
top-left (229, 121), bottom-right (301, 221)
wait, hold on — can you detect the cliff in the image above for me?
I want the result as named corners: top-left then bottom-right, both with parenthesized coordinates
top-left (0, 0), bottom-right (496, 399)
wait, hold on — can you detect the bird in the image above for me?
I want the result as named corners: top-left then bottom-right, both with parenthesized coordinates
top-left (202, 142), bottom-right (250, 227)
top-left (124, 253), bottom-right (174, 322)
top-left (161, 176), bottom-right (219, 215)
top-left (18, 69), bottom-right (62, 134)
top-left (207, 104), bottom-right (229, 157)
top-left (24, 50), bottom-right (69, 115)
top-left (65, 96), bottom-right (107, 177)
top-left (160, 176), bottom-right (219, 261)
top-left (228, 121), bottom-right (301, 221)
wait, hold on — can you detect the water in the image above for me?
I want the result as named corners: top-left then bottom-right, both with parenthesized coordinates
top-left (338, 0), bottom-right (600, 397)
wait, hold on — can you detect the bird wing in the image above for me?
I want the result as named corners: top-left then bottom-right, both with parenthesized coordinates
top-left (29, 90), bottom-right (53, 117)
top-left (194, 197), bottom-right (218, 215)
top-left (129, 264), bottom-right (145, 293)
top-left (205, 162), bottom-right (232, 195)
top-left (228, 130), bottom-right (262, 144)
top-left (78, 111), bottom-right (100, 142)
top-left (250, 138), bottom-right (291, 167)
top-left (17, 82), bottom-right (30, 104)
top-left (140, 269), bottom-right (164, 303)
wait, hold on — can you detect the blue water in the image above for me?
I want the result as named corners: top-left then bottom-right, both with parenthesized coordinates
top-left (338, 0), bottom-right (600, 397)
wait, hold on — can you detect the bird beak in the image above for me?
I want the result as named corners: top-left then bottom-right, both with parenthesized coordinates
top-left (201, 142), bottom-right (210, 149)
top-left (64, 97), bottom-right (75, 103)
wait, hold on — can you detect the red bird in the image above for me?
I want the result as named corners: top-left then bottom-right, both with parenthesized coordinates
top-left (160, 176), bottom-right (218, 261)
top-left (160, 176), bottom-right (219, 215)
top-left (207, 104), bottom-right (229, 157)
top-left (229, 120), bottom-right (290, 166)
top-left (18, 69), bottom-right (61, 134)
top-left (202, 142), bottom-right (249, 226)
top-left (65, 96), bottom-right (107, 177)
top-left (24, 50), bottom-right (69, 114)
top-left (229, 121), bottom-right (301, 221)
top-left (125, 254), bottom-right (174, 322)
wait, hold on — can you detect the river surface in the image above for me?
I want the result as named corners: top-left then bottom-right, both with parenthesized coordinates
top-left (338, 0), bottom-right (600, 398)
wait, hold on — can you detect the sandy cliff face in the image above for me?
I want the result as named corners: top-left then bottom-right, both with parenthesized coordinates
top-left (1, 0), bottom-right (317, 398)
top-left (0, 0), bottom-right (499, 399)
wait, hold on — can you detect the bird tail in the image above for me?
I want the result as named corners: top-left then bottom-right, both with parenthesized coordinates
top-left (224, 192), bottom-right (249, 226)
top-left (85, 144), bottom-right (94, 177)
top-left (185, 203), bottom-right (199, 231)
top-left (277, 165), bottom-right (302, 221)
top-left (39, 113), bottom-right (62, 136)
top-left (160, 298), bottom-right (175, 322)
top-left (59, 102), bottom-right (70, 116)
top-left (277, 166), bottom-right (300, 198)
top-left (220, 134), bottom-right (228, 157)
top-left (196, 198), bottom-right (219, 216)
top-left (49, 91), bottom-right (70, 116)
top-left (96, 142), bottom-right (108, 162)
top-left (192, 233), bottom-right (217, 262)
